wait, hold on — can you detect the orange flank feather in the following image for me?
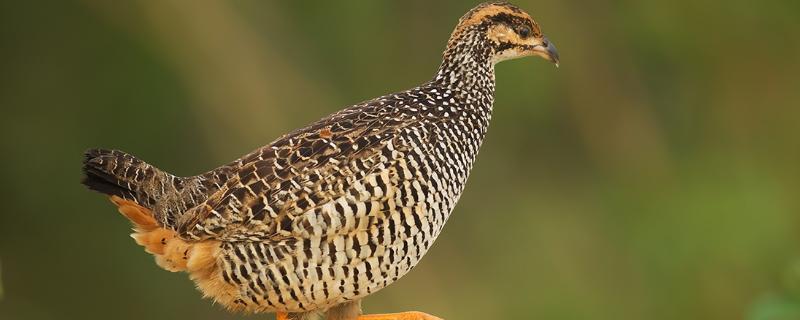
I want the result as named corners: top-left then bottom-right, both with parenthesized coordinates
top-left (111, 196), bottom-right (158, 230)
top-left (110, 196), bottom-right (185, 270)
top-left (108, 196), bottom-right (239, 309)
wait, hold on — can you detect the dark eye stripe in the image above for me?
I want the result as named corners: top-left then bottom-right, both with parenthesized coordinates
top-left (489, 12), bottom-right (520, 26)
top-left (497, 41), bottom-right (515, 51)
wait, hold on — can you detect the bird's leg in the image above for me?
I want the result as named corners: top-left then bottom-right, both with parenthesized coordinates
top-left (357, 311), bottom-right (444, 320)
top-left (275, 311), bottom-right (316, 320)
top-left (327, 301), bottom-right (443, 320)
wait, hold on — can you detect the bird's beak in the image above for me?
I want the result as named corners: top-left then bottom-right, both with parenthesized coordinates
top-left (530, 36), bottom-right (560, 67)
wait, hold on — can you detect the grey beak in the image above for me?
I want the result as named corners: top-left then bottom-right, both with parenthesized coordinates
top-left (542, 37), bottom-right (559, 67)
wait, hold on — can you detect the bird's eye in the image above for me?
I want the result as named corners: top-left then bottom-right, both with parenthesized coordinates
top-left (516, 25), bottom-right (531, 38)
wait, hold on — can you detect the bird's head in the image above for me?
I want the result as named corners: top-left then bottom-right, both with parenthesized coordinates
top-left (448, 2), bottom-right (559, 66)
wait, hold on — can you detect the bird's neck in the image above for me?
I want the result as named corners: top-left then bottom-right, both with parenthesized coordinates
top-left (430, 33), bottom-right (496, 100)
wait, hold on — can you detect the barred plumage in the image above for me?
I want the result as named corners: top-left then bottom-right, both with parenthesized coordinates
top-left (82, 2), bottom-right (558, 320)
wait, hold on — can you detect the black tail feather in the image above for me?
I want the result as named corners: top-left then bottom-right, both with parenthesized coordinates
top-left (81, 148), bottom-right (156, 206)
top-left (82, 165), bottom-right (137, 200)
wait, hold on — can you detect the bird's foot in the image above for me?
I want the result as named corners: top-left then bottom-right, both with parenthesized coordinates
top-left (358, 311), bottom-right (444, 320)
top-left (278, 310), bottom-right (443, 320)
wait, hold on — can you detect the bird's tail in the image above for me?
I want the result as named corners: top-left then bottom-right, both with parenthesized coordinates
top-left (82, 149), bottom-right (204, 273)
top-left (81, 148), bottom-right (178, 209)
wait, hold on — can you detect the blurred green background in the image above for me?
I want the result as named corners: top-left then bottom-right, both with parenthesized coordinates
top-left (1, 0), bottom-right (799, 319)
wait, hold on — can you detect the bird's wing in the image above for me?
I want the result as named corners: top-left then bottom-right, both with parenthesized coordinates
top-left (176, 102), bottom-right (426, 242)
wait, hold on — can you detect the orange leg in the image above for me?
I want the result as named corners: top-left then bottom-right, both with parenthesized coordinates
top-left (358, 311), bottom-right (444, 320)
top-left (276, 312), bottom-right (318, 320)
top-left (282, 306), bottom-right (443, 320)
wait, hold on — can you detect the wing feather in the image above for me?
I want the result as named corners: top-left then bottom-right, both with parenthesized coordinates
top-left (176, 103), bottom-right (414, 242)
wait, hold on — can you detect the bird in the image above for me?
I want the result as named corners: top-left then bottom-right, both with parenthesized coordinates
top-left (81, 2), bottom-right (559, 320)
